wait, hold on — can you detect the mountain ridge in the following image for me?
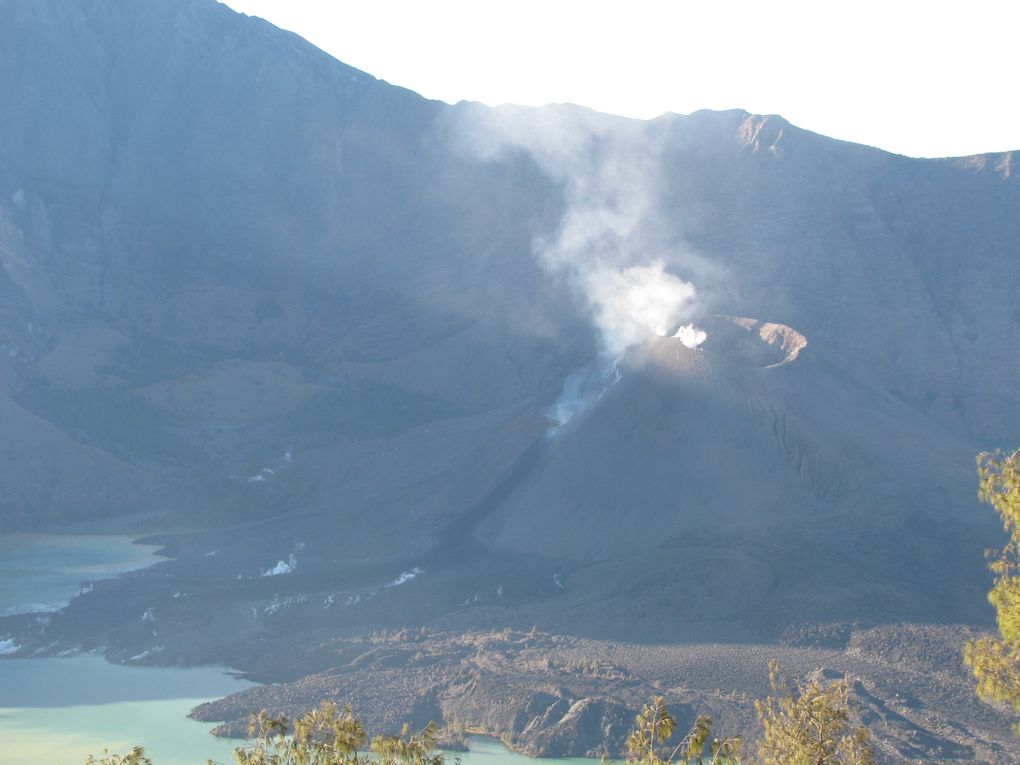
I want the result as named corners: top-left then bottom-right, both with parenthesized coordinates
top-left (1, 1), bottom-right (1019, 759)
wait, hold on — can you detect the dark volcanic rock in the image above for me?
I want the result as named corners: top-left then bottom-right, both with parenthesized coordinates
top-left (1, 1), bottom-right (1020, 762)
top-left (186, 627), bottom-right (1020, 762)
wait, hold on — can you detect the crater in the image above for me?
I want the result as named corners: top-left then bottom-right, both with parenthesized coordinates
top-left (656, 314), bottom-right (807, 369)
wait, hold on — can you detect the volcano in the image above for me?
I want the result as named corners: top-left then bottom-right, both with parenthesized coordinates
top-left (1, 0), bottom-right (1019, 760)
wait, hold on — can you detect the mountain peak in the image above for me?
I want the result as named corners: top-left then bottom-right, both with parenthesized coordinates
top-left (737, 113), bottom-right (789, 154)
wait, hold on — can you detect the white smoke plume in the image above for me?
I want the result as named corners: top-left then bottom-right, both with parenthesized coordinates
top-left (583, 261), bottom-right (698, 356)
top-left (549, 359), bottom-right (621, 434)
top-left (453, 104), bottom-right (708, 427)
top-left (456, 104), bottom-right (702, 358)
top-left (673, 323), bottom-right (708, 349)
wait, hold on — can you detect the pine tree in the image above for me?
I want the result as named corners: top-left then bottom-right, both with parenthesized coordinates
top-left (755, 661), bottom-right (873, 765)
top-left (964, 449), bottom-right (1020, 733)
top-left (85, 749), bottom-right (153, 765)
top-left (625, 696), bottom-right (740, 765)
top-left (233, 701), bottom-right (448, 765)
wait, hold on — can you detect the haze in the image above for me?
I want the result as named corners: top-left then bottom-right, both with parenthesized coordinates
top-left (2, 1), bottom-right (1020, 761)
top-left (222, 0), bottom-right (1019, 158)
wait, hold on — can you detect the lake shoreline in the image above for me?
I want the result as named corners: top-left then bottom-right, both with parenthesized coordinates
top-left (0, 533), bottom-right (256, 765)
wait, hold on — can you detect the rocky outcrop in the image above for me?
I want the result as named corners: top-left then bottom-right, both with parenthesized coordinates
top-left (186, 627), bottom-right (1020, 763)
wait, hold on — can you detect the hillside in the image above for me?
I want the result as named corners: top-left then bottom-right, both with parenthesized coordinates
top-left (1, 0), bottom-right (1019, 760)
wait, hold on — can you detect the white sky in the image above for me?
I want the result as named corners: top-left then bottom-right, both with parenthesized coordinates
top-left (221, 0), bottom-right (1019, 158)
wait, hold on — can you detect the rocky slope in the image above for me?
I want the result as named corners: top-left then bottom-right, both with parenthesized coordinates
top-left (0, 0), bottom-right (1019, 761)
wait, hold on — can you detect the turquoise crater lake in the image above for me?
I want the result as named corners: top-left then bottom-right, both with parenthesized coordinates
top-left (0, 534), bottom-right (594, 765)
top-left (0, 533), bottom-right (254, 765)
